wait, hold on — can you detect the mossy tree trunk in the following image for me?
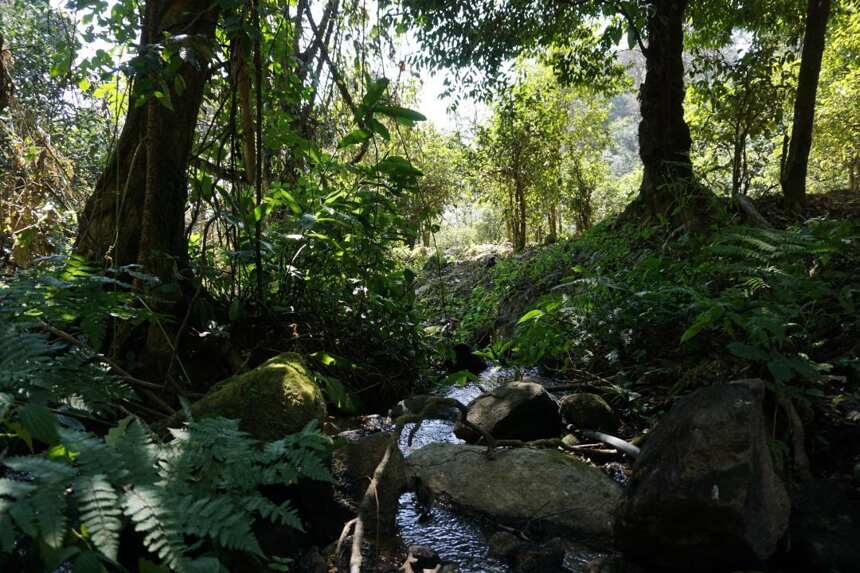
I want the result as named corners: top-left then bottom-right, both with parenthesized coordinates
top-left (74, 0), bottom-right (220, 379)
top-left (75, 0), bottom-right (219, 279)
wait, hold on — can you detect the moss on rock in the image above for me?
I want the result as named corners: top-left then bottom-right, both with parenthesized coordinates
top-left (188, 353), bottom-right (326, 441)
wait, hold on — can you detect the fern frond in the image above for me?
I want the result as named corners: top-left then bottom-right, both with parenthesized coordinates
top-left (75, 474), bottom-right (122, 560)
top-left (60, 428), bottom-right (123, 479)
top-left (113, 420), bottom-right (159, 486)
top-left (175, 495), bottom-right (263, 556)
top-left (242, 495), bottom-right (303, 530)
top-left (122, 486), bottom-right (186, 571)
top-left (33, 480), bottom-right (67, 549)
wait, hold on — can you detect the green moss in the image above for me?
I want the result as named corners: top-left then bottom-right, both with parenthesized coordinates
top-left (189, 353), bottom-right (326, 441)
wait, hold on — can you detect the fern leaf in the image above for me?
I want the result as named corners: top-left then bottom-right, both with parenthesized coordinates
top-left (75, 474), bottom-right (122, 560)
top-left (113, 420), bottom-right (159, 485)
top-left (123, 486), bottom-right (186, 571)
top-left (33, 480), bottom-right (68, 548)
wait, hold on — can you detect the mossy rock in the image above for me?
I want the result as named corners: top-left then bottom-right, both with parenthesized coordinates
top-left (186, 353), bottom-right (326, 441)
top-left (559, 393), bottom-right (618, 432)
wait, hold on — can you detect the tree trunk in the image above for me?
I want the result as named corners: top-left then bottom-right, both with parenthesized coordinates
top-left (74, 0), bottom-right (219, 382)
top-left (637, 0), bottom-right (710, 224)
top-left (850, 156), bottom-right (859, 193)
top-left (75, 0), bottom-right (219, 278)
top-left (514, 177), bottom-right (527, 252)
top-left (547, 204), bottom-right (558, 244)
top-left (781, 0), bottom-right (831, 209)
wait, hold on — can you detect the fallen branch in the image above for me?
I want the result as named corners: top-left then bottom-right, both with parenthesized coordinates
top-left (735, 194), bottom-right (773, 228)
top-left (582, 430), bottom-right (640, 458)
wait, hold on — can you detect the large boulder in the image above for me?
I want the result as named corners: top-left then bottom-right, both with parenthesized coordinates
top-left (187, 353), bottom-right (327, 440)
top-left (408, 443), bottom-right (622, 537)
top-left (615, 380), bottom-right (790, 571)
top-left (560, 393), bottom-right (619, 432)
top-left (454, 382), bottom-right (562, 443)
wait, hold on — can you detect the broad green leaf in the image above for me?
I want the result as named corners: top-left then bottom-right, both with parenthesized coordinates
top-left (337, 128), bottom-right (371, 148)
top-left (19, 403), bottom-right (59, 445)
top-left (367, 117), bottom-right (391, 140)
top-left (375, 105), bottom-right (427, 124)
top-left (517, 309), bottom-right (545, 324)
top-left (378, 156), bottom-right (423, 178)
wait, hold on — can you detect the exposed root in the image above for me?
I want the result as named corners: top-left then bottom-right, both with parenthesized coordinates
top-left (341, 395), bottom-right (495, 572)
top-left (777, 395), bottom-right (813, 482)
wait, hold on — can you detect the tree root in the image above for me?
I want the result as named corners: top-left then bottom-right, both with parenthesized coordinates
top-left (776, 394), bottom-right (813, 482)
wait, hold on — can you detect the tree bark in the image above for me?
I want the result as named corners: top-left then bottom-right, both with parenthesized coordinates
top-left (75, 0), bottom-right (219, 278)
top-left (514, 176), bottom-right (526, 252)
top-left (850, 156), bottom-right (859, 193)
top-left (637, 0), bottom-right (710, 224)
top-left (781, 0), bottom-right (831, 209)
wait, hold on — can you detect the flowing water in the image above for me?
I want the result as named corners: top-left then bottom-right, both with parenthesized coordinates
top-left (394, 366), bottom-right (614, 572)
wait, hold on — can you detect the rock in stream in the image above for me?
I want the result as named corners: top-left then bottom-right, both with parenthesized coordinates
top-left (407, 442), bottom-right (622, 538)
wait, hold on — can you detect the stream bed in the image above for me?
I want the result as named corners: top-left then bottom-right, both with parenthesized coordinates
top-left (393, 366), bottom-right (616, 572)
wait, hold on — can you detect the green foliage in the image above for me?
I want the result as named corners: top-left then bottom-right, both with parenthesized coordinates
top-left (680, 223), bottom-right (858, 389)
top-left (2, 416), bottom-right (332, 572)
top-left (809, 5), bottom-right (860, 192)
top-left (1, 273), bottom-right (333, 571)
top-left (471, 63), bottom-right (618, 250)
top-left (444, 217), bottom-right (859, 405)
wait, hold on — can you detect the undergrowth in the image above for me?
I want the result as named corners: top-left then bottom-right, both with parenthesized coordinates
top-left (0, 268), bottom-right (334, 572)
top-left (422, 216), bottom-right (860, 421)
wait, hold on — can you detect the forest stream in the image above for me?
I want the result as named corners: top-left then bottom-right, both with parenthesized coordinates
top-left (391, 366), bottom-right (622, 573)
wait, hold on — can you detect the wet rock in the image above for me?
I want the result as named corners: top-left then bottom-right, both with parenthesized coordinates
top-left (615, 380), bottom-right (790, 572)
top-left (406, 545), bottom-right (441, 569)
top-left (586, 556), bottom-right (649, 573)
top-left (403, 545), bottom-right (458, 572)
top-left (408, 443), bottom-right (622, 537)
top-left (562, 433), bottom-right (581, 447)
top-left (454, 382), bottom-right (562, 443)
top-left (174, 353), bottom-right (326, 440)
top-left (488, 533), bottom-right (565, 573)
top-left (390, 394), bottom-right (460, 422)
top-left (488, 531), bottom-right (523, 559)
top-left (788, 478), bottom-right (860, 573)
top-left (332, 431), bottom-right (407, 535)
top-left (510, 538), bottom-right (565, 573)
top-left (560, 393), bottom-right (618, 432)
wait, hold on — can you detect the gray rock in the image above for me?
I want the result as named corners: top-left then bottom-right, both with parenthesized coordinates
top-left (454, 382), bottom-right (562, 443)
top-left (615, 380), bottom-right (790, 572)
top-left (405, 545), bottom-right (440, 570)
top-left (488, 531), bottom-right (523, 558)
top-left (560, 393), bottom-right (619, 432)
top-left (408, 443), bottom-right (622, 537)
top-left (510, 538), bottom-right (565, 573)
